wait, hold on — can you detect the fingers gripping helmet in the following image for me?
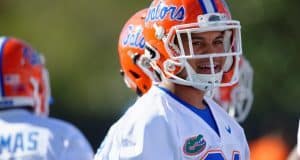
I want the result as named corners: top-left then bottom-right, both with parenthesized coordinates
top-left (214, 56), bottom-right (253, 122)
top-left (0, 37), bottom-right (51, 116)
top-left (144, 0), bottom-right (242, 92)
top-left (118, 9), bottom-right (157, 96)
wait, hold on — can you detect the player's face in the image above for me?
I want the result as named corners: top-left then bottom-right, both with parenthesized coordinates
top-left (180, 31), bottom-right (226, 74)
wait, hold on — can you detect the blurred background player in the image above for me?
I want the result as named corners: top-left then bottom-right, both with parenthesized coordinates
top-left (114, 6), bottom-right (255, 159)
top-left (94, 8), bottom-right (152, 159)
top-left (0, 37), bottom-right (94, 159)
top-left (117, 8), bottom-right (154, 96)
top-left (213, 56), bottom-right (253, 123)
top-left (96, 0), bottom-right (250, 159)
top-left (249, 133), bottom-right (290, 160)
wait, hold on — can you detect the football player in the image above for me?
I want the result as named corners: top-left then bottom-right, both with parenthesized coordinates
top-left (0, 37), bottom-right (94, 159)
top-left (118, 7), bottom-right (254, 124)
top-left (249, 133), bottom-right (289, 160)
top-left (95, 0), bottom-right (250, 159)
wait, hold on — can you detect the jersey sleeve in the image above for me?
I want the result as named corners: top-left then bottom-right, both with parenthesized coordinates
top-left (94, 121), bottom-right (122, 160)
top-left (244, 140), bottom-right (250, 160)
top-left (241, 128), bottom-right (250, 160)
top-left (95, 115), bottom-right (178, 160)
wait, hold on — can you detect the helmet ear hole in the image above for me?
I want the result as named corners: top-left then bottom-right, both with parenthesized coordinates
top-left (145, 44), bottom-right (160, 60)
top-left (143, 84), bottom-right (148, 90)
top-left (131, 53), bottom-right (141, 64)
top-left (129, 70), bottom-right (140, 79)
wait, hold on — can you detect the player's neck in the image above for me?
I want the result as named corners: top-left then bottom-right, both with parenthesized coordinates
top-left (174, 84), bottom-right (206, 109)
top-left (159, 81), bottom-right (206, 109)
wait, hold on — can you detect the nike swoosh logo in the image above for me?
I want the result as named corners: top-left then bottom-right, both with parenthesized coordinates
top-left (225, 126), bottom-right (231, 134)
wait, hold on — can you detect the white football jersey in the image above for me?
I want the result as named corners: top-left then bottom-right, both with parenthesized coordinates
top-left (0, 109), bottom-right (94, 160)
top-left (95, 86), bottom-right (250, 160)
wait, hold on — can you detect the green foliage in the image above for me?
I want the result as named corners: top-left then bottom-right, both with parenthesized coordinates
top-left (0, 0), bottom-right (150, 117)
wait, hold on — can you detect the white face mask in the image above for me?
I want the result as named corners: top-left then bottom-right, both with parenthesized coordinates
top-left (145, 13), bottom-right (241, 94)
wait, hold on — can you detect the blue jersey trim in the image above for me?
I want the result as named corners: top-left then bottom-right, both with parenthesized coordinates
top-left (157, 86), bottom-right (220, 136)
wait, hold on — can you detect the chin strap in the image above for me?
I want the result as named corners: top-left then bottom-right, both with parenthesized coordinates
top-left (205, 89), bottom-right (215, 98)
